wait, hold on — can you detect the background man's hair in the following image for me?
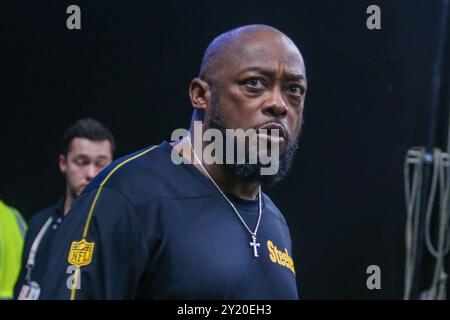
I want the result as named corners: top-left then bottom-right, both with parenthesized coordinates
top-left (61, 118), bottom-right (115, 155)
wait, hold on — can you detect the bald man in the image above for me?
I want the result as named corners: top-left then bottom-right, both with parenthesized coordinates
top-left (41, 25), bottom-right (307, 299)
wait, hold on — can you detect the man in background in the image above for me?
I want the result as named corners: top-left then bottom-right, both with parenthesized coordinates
top-left (14, 118), bottom-right (115, 299)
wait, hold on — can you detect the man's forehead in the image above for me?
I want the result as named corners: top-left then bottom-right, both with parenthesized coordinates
top-left (69, 138), bottom-right (112, 156)
top-left (226, 33), bottom-right (305, 75)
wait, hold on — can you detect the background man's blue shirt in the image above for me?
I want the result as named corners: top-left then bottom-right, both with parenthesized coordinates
top-left (14, 197), bottom-right (65, 298)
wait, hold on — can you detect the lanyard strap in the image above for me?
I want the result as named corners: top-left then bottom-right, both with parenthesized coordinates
top-left (25, 217), bottom-right (53, 282)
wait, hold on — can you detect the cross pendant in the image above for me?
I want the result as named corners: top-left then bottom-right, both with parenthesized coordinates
top-left (249, 235), bottom-right (260, 258)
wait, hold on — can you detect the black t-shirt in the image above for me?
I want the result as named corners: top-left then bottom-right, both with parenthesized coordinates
top-left (40, 141), bottom-right (299, 299)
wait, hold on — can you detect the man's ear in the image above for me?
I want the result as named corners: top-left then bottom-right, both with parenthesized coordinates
top-left (59, 154), bottom-right (67, 174)
top-left (189, 78), bottom-right (210, 113)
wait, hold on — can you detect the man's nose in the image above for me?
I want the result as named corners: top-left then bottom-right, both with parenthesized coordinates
top-left (86, 165), bottom-right (97, 181)
top-left (263, 86), bottom-right (288, 118)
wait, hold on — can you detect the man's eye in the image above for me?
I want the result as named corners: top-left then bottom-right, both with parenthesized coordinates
top-left (288, 84), bottom-right (304, 95)
top-left (74, 158), bottom-right (89, 166)
top-left (243, 78), bottom-right (264, 88)
top-left (96, 161), bottom-right (108, 169)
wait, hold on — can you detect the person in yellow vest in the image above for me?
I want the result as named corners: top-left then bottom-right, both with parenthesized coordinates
top-left (0, 199), bottom-right (27, 299)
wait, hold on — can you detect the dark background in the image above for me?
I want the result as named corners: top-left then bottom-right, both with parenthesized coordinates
top-left (2, 0), bottom-right (450, 299)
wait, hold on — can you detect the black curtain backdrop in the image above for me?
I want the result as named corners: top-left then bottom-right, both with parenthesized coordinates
top-left (2, 0), bottom-right (449, 299)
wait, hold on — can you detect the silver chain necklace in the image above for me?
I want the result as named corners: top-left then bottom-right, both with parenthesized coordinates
top-left (186, 136), bottom-right (263, 257)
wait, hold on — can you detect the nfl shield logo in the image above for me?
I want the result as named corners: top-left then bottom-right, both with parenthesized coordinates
top-left (68, 239), bottom-right (95, 267)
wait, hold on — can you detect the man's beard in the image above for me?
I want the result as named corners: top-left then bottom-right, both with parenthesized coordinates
top-left (204, 92), bottom-right (301, 187)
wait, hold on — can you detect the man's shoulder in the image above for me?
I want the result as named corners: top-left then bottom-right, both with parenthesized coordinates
top-left (29, 203), bottom-right (58, 231)
top-left (263, 193), bottom-right (288, 226)
top-left (84, 143), bottom-right (162, 185)
top-left (81, 142), bottom-right (188, 205)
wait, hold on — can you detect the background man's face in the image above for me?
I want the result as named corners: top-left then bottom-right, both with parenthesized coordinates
top-left (205, 32), bottom-right (307, 156)
top-left (59, 138), bottom-right (113, 197)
